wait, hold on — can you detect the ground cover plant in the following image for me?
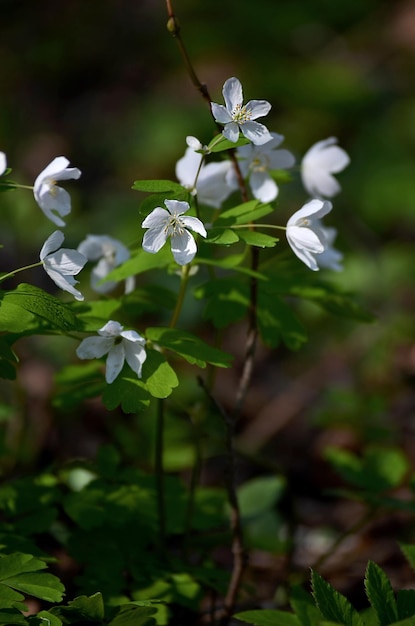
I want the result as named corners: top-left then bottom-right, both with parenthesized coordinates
top-left (1, 1), bottom-right (415, 625)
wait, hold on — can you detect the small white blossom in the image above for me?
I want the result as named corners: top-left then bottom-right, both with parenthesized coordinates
top-left (34, 156), bottom-right (81, 226)
top-left (211, 77), bottom-right (272, 145)
top-left (176, 147), bottom-right (237, 209)
top-left (141, 199), bottom-right (207, 266)
top-left (40, 230), bottom-right (87, 300)
top-left (230, 132), bottom-right (295, 202)
top-left (77, 234), bottom-right (134, 294)
top-left (0, 152), bottom-right (6, 176)
top-left (186, 136), bottom-right (204, 151)
top-left (76, 320), bottom-right (147, 384)
top-left (286, 199), bottom-right (341, 271)
top-left (301, 137), bottom-right (350, 198)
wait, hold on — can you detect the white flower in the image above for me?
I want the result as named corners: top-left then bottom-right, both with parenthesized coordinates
top-left (40, 230), bottom-right (87, 300)
top-left (141, 199), bottom-right (207, 266)
top-left (0, 152), bottom-right (6, 176)
top-left (77, 234), bottom-right (134, 294)
top-left (286, 199), bottom-right (340, 271)
top-left (211, 77), bottom-right (272, 145)
top-left (176, 147), bottom-right (237, 208)
top-left (76, 320), bottom-right (147, 384)
top-left (230, 132), bottom-right (295, 202)
top-left (186, 136), bottom-right (204, 151)
top-left (34, 156), bottom-right (81, 226)
top-left (301, 137), bottom-right (350, 198)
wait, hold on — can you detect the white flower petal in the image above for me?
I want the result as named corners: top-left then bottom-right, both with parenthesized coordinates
top-left (181, 215), bottom-right (207, 237)
top-left (44, 248), bottom-right (87, 275)
top-left (222, 122), bottom-right (240, 143)
top-left (186, 136), bottom-right (203, 150)
top-left (125, 276), bottom-right (135, 294)
top-left (105, 343), bottom-right (126, 383)
top-left (175, 148), bottom-right (201, 188)
top-left (249, 171), bottom-right (278, 202)
top-left (302, 138), bottom-right (349, 198)
top-left (245, 99), bottom-right (271, 119)
top-left (268, 149), bottom-right (296, 170)
top-left (40, 230), bottom-right (65, 260)
top-left (241, 121), bottom-right (272, 145)
top-left (91, 258), bottom-right (117, 293)
top-left (99, 320), bottom-right (124, 336)
top-left (76, 336), bottom-right (114, 359)
top-left (43, 267), bottom-right (84, 300)
top-left (141, 207), bottom-right (169, 229)
top-left (123, 340), bottom-right (147, 379)
top-left (287, 200), bottom-right (332, 226)
top-left (287, 239), bottom-right (320, 271)
top-left (164, 199), bottom-right (190, 215)
top-left (223, 77), bottom-right (243, 112)
top-left (287, 225), bottom-right (325, 253)
top-left (142, 225), bottom-right (168, 254)
top-left (196, 161), bottom-right (236, 208)
top-left (35, 156), bottom-right (81, 182)
top-left (120, 329), bottom-right (146, 344)
top-left (211, 103), bottom-right (232, 124)
top-left (170, 230), bottom-right (197, 265)
top-left (0, 152), bottom-right (6, 176)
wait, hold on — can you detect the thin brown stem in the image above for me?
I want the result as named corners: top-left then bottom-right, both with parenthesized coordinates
top-left (165, 4), bottom-right (259, 620)
top-left (197, 377), bottom-right (247, 624)
top-left (155, 398), bottom-right (166, 557)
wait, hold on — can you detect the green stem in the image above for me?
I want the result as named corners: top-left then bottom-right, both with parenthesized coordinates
top-left (209, 223), bottom-right (287, 233)
top-left (169, 264), bottom-right (191, 328)
top-left (0, 261), bottom-right (43, 284)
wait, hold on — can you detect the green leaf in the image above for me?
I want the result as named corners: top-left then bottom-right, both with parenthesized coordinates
top-left (108, 604), bottom-right (157, 626)
top-left (397, 590), bottom-right (415, 621)
top-left (237, 230), bottom-right (279, 248)
top-left (0, 584), bottom-right (26, 611)
top-left (145, 327), bottom-right (232, 368)
top-left (132, 179), bottom-right (185, 194)
top-left (197, 253), bottom-right (266, 278)
top-left (400, 543), bottom-right (415, 572)
top-left (238, 476), bottom-right (285, 520)
top-left (104, 246), bottom-right (173, 281)
top-left (290, 584), bottom-right (322, 626)
top-left (52, 592), bottom-right (105, 622)
top-left (53, 362), bottom-right (105, 409)
top-left (235, 609), bottom-right (301, 626)
top-left (289, 284), bottom-right (375, 323)
top-left (324, 446), bottom-right (408, 492)
top-left (215, 200), bottom-right (273, 226)
top-left (143, 349), bottom-right (179, 399)
top-left (206, 228), bottom-right (240, 245)
top-left (195, 278), bottom-right (249, 329)
top-left (5, 573), bottom-right (64, 603)
top-left (365, 561), bottom-right (398, 626)
top-left (0, 609), bottom-right (28, 624)
top-left (207, 134), bottom-right (250, 153)
top-left (0, 554), bottom-right (64, 606)
top-left (102, 374), bottom-right (151, 413)
top-left (0, 284), bottom-right (80, 333)
top-left (311, 570), bottom-right (363, 626)
top-left (257, 291), bottom-right (308, 350)
top-left (29, 611), bottom-right (62, 625)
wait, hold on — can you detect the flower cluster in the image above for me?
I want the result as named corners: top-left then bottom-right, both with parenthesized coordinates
top-left (1, 149), bottom-right (146, 383)
top-left (0, 74), bottom-right (350, 384)
top-left (163, 76), bottom-right (349, 271)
